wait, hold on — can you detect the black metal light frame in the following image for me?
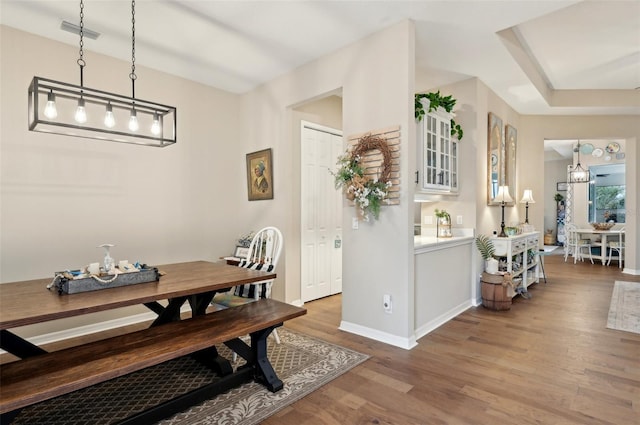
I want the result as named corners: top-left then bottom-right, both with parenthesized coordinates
top-left (28, 77), bottom-right (176, 147)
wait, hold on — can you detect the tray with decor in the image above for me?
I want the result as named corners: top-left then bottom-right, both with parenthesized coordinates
top-left (590, 222), bottom-right (615, 231)
top-left (49, 263), bottom-right (160, 295)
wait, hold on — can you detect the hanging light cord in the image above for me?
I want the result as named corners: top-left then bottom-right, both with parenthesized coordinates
top-left (130, 0), bottom-right (137, 100)
top-left (78, 0), bottom-right (86, 88)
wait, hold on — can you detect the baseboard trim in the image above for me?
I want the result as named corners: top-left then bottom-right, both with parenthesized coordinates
top-left (338, 320), bottom-right (418, 350)
top-left (622, 267), bottom-right (640, 275)
top-left (414, 301), bottom-right (472, 340)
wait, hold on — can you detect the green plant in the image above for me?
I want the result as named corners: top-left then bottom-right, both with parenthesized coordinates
top-left (415, 91), bottom-right (464, 140)
top-left (475, 234), bottom-right (495, 260)
top-left (434, 208), bottom-right (451, 221)
top-left (554, 193), bottom-right (564, 203)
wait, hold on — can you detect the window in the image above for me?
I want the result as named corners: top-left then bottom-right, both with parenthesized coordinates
top-left (588, 164), bottom-right (625, 223)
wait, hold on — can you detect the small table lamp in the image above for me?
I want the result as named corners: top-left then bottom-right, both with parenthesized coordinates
top-left (493, 185), bottom-right (513, 237)
top-left (520, 189), bottom-right (535, 224)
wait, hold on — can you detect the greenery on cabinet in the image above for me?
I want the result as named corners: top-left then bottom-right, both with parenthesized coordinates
top-left (554, 193), bottom-right (564, 203)
top-left (415, 91), bottom-right (464, 140)
top-left (475, 234), bottom-right (496, 260)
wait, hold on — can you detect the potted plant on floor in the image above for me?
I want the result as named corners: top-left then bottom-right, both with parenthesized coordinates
top-left (475, 234), bottom-right (498, 274)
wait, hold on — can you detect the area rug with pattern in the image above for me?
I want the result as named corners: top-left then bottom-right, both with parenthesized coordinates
top-left (607, 281), bottom-right (640, 335)
top-left (10, 328), bottom-right (369, 425)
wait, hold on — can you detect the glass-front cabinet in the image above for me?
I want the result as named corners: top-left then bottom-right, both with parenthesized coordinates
top-left (416, 107), bottom-right (458, 194)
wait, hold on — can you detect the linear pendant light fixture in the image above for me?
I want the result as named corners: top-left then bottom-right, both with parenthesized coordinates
top-left (28, 0), bottom-right (176, 147)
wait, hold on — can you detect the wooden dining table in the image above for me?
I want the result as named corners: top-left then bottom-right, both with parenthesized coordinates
top-left (0, 260), bottom-right (276, 338)
top-left (575, 228), bottom-right (625, 265)
top-left (0, 260), bottom-right (305, 423)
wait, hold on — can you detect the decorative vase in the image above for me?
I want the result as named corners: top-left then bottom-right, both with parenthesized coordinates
top-left (485, 258), bottom-right (499, 274)
top-left (436, 216), bottom-right (452, 238)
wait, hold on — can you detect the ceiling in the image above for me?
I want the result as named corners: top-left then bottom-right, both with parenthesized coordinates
top-left (1, 0), bottom-right (639, 116)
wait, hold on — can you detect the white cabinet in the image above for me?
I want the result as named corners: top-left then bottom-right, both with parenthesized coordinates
top-left (491, 232), bottom-right (540, 294)
top-left (416, 106), bottom-right (458, 194)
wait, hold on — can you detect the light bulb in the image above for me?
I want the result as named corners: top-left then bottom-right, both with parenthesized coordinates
top-left (151, 113), bottom-right (161, 135)
top-left (128, 109), bottom-right (139, 131)
top-left (43, 91), bottom-right (57, 119)
top-left (74, 98), bottom-right (87, 123)
top-left (104, 103), bottom-right (116, 128)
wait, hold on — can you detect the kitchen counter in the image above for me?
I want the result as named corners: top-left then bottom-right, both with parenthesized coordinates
top-left (414, 229), bottom-right (474, 254)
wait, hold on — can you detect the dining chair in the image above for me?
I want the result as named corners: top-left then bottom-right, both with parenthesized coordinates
top-left (564, 224), bottom-right (593, 264)
top-left (212, 226), bottom-right (283, 360)
top-left (607, 227), bottom-right (625, 268)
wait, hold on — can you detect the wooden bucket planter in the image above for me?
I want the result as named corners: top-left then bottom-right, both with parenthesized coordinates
top-left (481, 272), bottom-right (512, 311)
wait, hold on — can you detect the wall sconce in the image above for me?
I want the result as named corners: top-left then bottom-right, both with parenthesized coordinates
top-left (520, 189), bottom-right (535, 224)
top-left (27, 0), bottom-right (176, 147)
top-left (492, 185), bottom-right (513, 237)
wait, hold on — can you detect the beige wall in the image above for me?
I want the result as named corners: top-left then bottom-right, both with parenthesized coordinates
top-left (1, 26), bottom-right (244, 335)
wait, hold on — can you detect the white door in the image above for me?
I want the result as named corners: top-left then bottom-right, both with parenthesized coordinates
top-left (301, 121), bottom-right (343, 302)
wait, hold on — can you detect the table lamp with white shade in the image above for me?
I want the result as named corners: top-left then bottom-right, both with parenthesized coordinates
top-left (520, 189), bottom-right (535, 224)
top-left (493, 185), bottom-right (513, 237)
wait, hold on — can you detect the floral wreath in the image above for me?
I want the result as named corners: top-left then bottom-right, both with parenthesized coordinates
top-left (331, 134), bottom-right (392, 221)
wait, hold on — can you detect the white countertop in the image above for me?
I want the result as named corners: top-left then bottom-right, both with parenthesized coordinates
top-left (414, 228), bottom-right (474, 252)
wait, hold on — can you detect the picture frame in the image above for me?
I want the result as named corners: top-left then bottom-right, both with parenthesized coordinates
top-left (557, 182), bottom-right (568, 191)
top-left (234, 246), bottom-right (249, 258)
top-left (246, 148), bottom-right (274, 201)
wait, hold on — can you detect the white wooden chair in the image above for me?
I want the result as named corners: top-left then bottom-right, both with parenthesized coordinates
top-left (212, 227), bottom-right (283, 359)
top-left (607, 227), bottom-right (625, 268)
top-left (564, 224), bottom-right (593, 264)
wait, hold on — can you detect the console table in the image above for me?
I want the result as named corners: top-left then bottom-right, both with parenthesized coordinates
top-left (490, 232), bottom-right (541, 295)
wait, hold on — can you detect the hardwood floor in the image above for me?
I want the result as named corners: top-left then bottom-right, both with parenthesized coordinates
top-left (2, 256), bottom-right (638, 424)
top-left (273, 255), bottom-right (640, 425)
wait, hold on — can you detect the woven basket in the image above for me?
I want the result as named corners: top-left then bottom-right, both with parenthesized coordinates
top-left (590, 222), bottom-right (615, 231)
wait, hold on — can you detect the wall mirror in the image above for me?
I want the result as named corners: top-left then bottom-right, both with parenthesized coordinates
top-left (505, 124), bottom-right (517, 201)
top-left (487, 113), bottom-right (516, 205)
top-left (487, 112), bottom-right (502, 204)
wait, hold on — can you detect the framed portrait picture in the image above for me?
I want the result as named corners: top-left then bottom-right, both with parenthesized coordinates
top-left (246, 148), bottom-right (274, 201)
top-left (234, 246), bottom-right (250, 258)
top-left (557, 182), bottom-right (568, 191)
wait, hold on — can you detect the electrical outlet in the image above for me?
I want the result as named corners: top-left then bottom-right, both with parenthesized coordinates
top-left (457, 215), bottom-right (463, 225)
top-left (352, 217), bottom-right (359, 230)
top-left (383, 294), bottom-right (392, 313)
top-left (424, 215), bottom-right (433, 225)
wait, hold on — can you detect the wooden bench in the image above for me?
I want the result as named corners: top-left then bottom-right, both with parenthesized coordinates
top-left (0, 298), bottom-right (306, 424)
